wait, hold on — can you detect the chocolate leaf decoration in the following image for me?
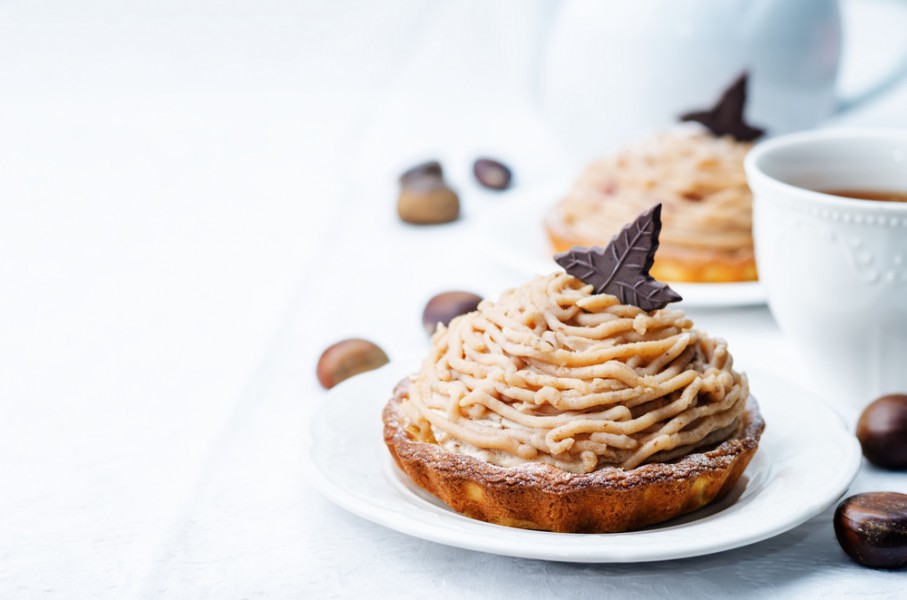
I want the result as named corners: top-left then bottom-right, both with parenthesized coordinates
top-left (680, 72), bottom-right (765, 142)
top-left (554, 204), bottom-right (682, 311)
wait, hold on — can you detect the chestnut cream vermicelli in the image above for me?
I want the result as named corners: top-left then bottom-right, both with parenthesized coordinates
top-left (399, 273), bottom-right (748, 473)
top-left (547, 128), bottom-right (753, 257)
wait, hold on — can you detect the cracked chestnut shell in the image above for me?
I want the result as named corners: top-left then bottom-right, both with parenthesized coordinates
top-left (834, 492), bottom-right (907, 569)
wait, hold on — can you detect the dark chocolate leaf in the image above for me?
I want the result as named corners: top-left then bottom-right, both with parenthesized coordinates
top-left (554, 204), bottom-right (682, 311)
top-left (680, 72), bottom-right (765, 142)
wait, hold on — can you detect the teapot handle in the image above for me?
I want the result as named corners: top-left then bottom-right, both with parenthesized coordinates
top-left (835, 0), bottom-right (907, 114)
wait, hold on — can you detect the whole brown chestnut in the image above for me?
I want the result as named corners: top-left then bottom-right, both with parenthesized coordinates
top-left (422, 291), bottom-right (483, 335)
top-left (316, 338), bottom-right (389, 389)
top-left (856, 394), bottom-right (907, 469)
top-left (473, 158), bottom-right (512, 190)
top-left (399, 160), bottom-right (443, 185)
top-left (397, 178), bottom-right (460, 225)
top-left (834, 492), bottom-right (907, 569)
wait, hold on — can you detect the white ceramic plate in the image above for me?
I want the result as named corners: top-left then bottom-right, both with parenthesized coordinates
top-left (307, 363), bottom-right (861, 563)
top-left (474, 188), bottom-right (766, 308)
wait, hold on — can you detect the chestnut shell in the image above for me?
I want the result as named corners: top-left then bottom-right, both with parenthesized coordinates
top-left (422, 291), bottom-right (483, 335)
top-left (856, 394), bottom-right (907, 469)
top-left (316, 338), bottom-right (389, 389)
top-left (833, 492), bottom-right (907, 569)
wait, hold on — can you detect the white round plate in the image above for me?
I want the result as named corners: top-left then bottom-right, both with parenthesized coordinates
top-left (307, 363), bottom-right (861, 563)
top-left (474, 187), bottom-right (766, 308)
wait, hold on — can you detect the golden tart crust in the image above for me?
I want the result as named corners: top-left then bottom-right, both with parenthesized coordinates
top-left (383, 381), bottom-right (765, 533)
top-left (545, 216), bottom-right (758, 284)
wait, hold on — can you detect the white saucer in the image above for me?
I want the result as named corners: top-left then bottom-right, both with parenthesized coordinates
top-left (307, 364), bottom-right (861, 563)
top-left (473, 188), bottom-right (766, 308)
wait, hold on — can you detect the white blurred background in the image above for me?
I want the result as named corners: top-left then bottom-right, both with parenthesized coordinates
top-left (2, 1), bottom-right (907, 596)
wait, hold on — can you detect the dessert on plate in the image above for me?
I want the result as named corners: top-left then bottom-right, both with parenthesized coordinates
top-left (384, 205), bottom-right (764, 533)
top-left (545, 73), bottom-right (764, 283)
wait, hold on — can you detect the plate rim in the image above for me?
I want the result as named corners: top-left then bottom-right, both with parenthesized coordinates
top-left (307, 364), bottom-right (861, 563)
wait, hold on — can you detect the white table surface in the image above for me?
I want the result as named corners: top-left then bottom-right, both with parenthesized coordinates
top-left (2, 1), bottom-right (907, 598)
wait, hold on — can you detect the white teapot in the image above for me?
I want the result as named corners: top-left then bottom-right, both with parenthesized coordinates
top-left (538, 0), bottom-right (907, 159)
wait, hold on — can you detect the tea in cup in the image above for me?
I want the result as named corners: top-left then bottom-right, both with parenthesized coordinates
top-left (745, 129), bottom-right (907, 411)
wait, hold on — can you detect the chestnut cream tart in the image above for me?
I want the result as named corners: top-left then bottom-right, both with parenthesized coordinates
top-left (384, 205), bottom-right (764, 533)
top-left (546, 73), bottom-right (764, 283)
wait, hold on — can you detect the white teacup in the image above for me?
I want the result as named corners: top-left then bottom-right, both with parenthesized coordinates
top-left (745, 129), bottom-right (907, 411)
top-left (538, 0), bottom-right (907, 160)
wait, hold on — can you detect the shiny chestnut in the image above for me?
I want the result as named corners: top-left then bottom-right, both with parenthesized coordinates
top-left (422, 291), bottom-right (483, 335)
top-left (857, 394), bottom-right (907, 469)
top-left (317, 338), bottom-right (389, 389)
top-left (834, 492), bottom-right (907, 569)
top-left (473, 158), bottom-right (512, 190)
top-left (399, 160), bottom-right (443, 185)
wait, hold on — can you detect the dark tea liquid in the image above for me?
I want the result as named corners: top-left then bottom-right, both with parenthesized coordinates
top-left (821, 189), bottom-right (907, 202)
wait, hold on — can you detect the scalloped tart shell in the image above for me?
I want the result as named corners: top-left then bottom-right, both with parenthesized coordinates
top-left (383, 383), bottom-right (765, 533)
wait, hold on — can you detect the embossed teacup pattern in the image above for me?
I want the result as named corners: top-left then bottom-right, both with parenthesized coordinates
top-left (746, 130), bottom-right (907, 408)
top-left (780, 199), bottom-right (907, 286)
